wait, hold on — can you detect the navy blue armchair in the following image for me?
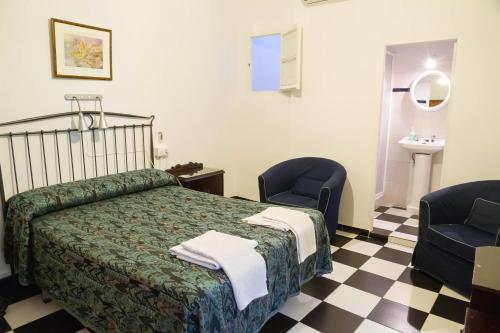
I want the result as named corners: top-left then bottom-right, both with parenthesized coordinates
top-left (412, 180), bottom-right (500, 296)
top-left (258, 157), bottom-right (347, 238)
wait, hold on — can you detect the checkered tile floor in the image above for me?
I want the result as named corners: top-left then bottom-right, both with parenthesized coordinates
top-left (0, 230), bottom-right (469, 333)
top-left (373, 206), bottom-right (419, 246)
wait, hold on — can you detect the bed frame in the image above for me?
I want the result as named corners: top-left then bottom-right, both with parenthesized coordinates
top-left (0, 110), bottom-right (155, 220)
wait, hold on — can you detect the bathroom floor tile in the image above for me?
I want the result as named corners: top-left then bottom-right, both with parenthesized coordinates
top-left (438, 286), bottom-right (469, 302)
top-left (398, 267), bottom-right (443, 292)
top-left (375, 206), bottom-right (390, 213)
top-left (354, 319), bottom-right (399, 333)
top-left (324, 284), bottom-right (381, 317)
top-left (344, 270), bottom-right (395, 297)
top-left (279, 293), bottom-right (322, 321)
top-left (360, 257), bottom-right (406, 280)
top-left (383, 281), bottom-right (439, 312)
top-left (301, 302), bottom-right (364, 333)
top-left (430, 295), bottom-right (468, 324)
top-left (331, 235), bottom-right (352, 247)
top-left (4, 295), bottom-right (61, 329)
top-left (395, 225), bottom-right (419, 236)
top-left (371, 227), bottom-right (392, 237)
top-left (260, 313), bottom-right (298, 333)
top-left (323, 262), bottom-right (357, 283)
top-left (342, 239), bottom-right (382, 256)
top-left (376, 213), bottom-right (408, 224)
top-left (420, 314), bottom-right (464, 333)
top-left (331, 249), bottom-right (371, 269)
top-left (300, 277), bottom-right (341, 300)
top-left (368, 299), bottom-right (428, 333)
top-left (403, 218), bottom-right (419, 228)
top-left (374, 247), bottom-right (413, 266)
top-left (287, 323), bottom-right (321, 333)
top-left (13, 310), bottom-right (84, 333)
top-left (373, 219), bottom-right (400, 231)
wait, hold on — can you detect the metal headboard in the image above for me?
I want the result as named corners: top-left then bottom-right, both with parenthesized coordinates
top-left (0, 111), bottom-right (155, 218)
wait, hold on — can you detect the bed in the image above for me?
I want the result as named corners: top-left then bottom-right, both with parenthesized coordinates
top-left (4, 169), bottom-right (332, 332)
top-left (0, 110), bottom-right (332, 332)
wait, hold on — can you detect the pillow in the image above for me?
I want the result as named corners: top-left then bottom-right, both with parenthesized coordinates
top-left (291, 177), bottom-right (324, 199)
top-left (465, 198), bottom-right (500, 235)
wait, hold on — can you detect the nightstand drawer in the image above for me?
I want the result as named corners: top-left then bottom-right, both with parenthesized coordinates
top-left (167, 165), bottom-right (225, 196)
top-left (180, 172), bottom-right (224, 196)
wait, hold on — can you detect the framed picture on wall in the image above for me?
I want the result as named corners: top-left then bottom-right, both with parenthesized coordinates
top-left (50, 18), bottom-right (112, 80)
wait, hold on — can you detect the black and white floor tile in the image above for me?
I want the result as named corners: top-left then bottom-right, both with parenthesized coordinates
top-left (1, 230), bottom-right (469, 333)
top-left (374, 206), bottom-right (419, 246)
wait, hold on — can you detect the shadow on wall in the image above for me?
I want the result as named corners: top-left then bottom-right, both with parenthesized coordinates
top-left (338, 178), bottom-right (354, 227)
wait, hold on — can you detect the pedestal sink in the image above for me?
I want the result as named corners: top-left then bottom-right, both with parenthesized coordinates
top-left (399, 137), bottom-right (445, 214)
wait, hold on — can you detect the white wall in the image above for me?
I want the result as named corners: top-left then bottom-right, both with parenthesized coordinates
top-left (375, 53), bottom-right (393, 203)
top-left (231, 0), bottom-right (500, 231)
top-left (0, 0), bottom-right (241, 279)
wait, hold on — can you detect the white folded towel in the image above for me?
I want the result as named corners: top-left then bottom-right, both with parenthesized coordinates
top-left (243, 206), bottom-right (316, 263)
top-left (170, 244), bottom-right (221, 270)
top-left (170, 230), bottom-right (268, 310)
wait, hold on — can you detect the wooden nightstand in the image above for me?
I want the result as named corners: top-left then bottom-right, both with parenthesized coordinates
top-left (167, 163), bottom-right (224, 196)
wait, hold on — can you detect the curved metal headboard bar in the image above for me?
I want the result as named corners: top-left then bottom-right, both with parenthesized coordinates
top-left (0, 111), bottom-right (154, 129)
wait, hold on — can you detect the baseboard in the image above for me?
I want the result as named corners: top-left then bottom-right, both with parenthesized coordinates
top-left (337, 224), bottom-right (369, 236)
top-left (406, 205), bottom-right (419, 215)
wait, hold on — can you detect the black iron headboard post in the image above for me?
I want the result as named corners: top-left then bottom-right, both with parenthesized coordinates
top-left (0, 165), bottom-right (6, 219)
top-left (149, 116), bottom-right (155, 167)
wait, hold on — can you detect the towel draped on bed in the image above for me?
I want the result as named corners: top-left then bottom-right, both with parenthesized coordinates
top-left (175, 230), bottom-right (268, 310)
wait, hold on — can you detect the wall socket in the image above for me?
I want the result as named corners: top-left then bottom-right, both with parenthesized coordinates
top-left (154, 144), bottom-right (168, 159)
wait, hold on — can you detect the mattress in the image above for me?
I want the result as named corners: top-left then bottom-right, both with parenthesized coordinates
top-left (4, 169), bottom-right (332, 332)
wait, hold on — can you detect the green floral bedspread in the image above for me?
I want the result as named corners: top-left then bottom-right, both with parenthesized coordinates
top-left (4, 169), bottom-right (332, 333)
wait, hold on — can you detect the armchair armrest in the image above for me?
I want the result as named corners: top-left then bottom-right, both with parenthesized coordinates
top-left (317, 167), bottom-right (347, 214)
top-left (258, 163), bottom-right (298, 202)
top-left (317, 165), bottom-right (347, 236)
top-left (419, 180), bottom-right (500, 233)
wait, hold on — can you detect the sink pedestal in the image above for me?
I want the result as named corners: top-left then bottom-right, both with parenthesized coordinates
top-left (407, 153), bottom-right (432, 214)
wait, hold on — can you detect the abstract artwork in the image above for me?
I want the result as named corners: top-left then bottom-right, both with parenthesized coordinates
top-left (51, 18), bottom-right (112, 80)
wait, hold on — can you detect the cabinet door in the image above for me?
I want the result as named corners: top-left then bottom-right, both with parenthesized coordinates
top-left (280, 26), bottom-right (302, 90)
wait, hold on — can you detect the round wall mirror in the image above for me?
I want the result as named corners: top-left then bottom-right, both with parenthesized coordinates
top-left (410, 70), bottom-right (451, 112)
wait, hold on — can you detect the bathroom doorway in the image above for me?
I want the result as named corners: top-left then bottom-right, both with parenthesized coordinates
top-left (373, 39), bottom-right (456, 247)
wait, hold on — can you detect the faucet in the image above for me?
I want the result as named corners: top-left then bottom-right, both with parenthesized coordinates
top-left (431, 135), bottom-right (436, 142)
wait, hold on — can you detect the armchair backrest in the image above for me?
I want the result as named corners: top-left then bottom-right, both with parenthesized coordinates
top-left (282, 157), bottom-right (344, 182)
top-left (260, 157), bottom-right (346, 201)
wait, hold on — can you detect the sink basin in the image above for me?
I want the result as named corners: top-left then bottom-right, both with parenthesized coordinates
top-left (398, 137), bottom-right (445, 154)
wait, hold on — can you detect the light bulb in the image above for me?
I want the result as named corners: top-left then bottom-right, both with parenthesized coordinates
top-left (425, 58), bottom-right (437, 69)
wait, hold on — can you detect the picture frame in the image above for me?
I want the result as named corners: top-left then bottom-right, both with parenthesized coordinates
top-left (50, 18), bottom-right (112, 80)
